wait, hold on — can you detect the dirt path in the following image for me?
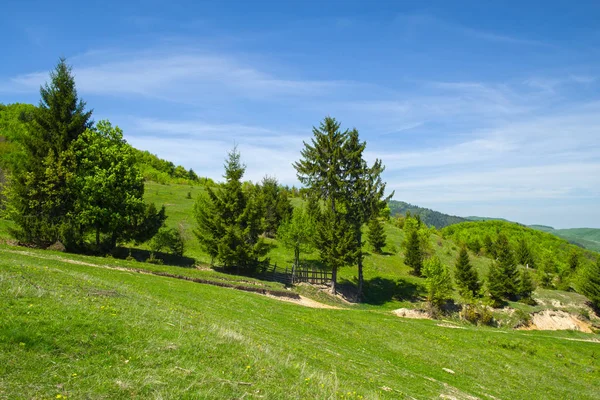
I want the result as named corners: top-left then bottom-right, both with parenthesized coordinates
top-left (2, 247), bottom-right (337, 309)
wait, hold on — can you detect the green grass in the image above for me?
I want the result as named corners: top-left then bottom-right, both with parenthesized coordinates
top-left (2, 249), bottom-right (599, 399)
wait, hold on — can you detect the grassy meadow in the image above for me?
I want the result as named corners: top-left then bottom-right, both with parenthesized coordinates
top-left (2, 248), bottom-right (600, 399)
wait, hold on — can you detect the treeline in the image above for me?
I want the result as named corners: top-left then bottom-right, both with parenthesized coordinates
top-left (388, 200), bottom-right (466, 229)
top-left (442, 220), bottom-right (598, 292)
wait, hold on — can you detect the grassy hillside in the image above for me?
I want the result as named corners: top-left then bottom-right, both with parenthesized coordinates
top-left (2, 248), bottom-right (599, 399)
top-left (388, 200), bottom-right (466, 229)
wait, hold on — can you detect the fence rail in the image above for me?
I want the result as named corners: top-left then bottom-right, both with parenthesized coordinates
top-left (258, 264), bottom-right (332, 286)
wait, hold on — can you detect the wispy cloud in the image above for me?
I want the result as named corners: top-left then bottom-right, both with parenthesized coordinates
top-left (0, 49), bottom-right (350, 103)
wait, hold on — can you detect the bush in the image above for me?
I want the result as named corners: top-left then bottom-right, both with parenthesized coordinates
top-left (511, 309), bottom-right (532, 328)
top-left (150, 227), bottom-right (185, 256)
top-left (460, 303), bottom-right (494, 326)
top-left (146, 253), bottom-right (163, 264)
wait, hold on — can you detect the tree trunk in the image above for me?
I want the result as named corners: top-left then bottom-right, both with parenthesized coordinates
top-left (357, 231), bottom-right (364, 302)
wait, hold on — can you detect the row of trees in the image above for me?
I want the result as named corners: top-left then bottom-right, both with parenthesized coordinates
top-left (3, 59), bottom-right (165, 252)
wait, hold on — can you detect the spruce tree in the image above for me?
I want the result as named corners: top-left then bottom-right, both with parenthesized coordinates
top-left (483, 234), bottom-right (496, 258)
top-left (568, 250), bottom-right (579, 272)
top-left (368, 217), bottom-right (386, 254)
top-left (519, 268), bottom-right (536, 304)
top-left (7, 59), bottom-right (92, 246)
top-left (405, 229), bottom-right (423, 276)
top-left (487, 261), bottom-right (505, 307)
top-left (343, 129), bottom-right (391, 299)
top-left (495, 233), bottom-right (520, 298)
top-left (516, 237), bottom-right (536, 268)
top-left (454, 246), bottom-right (481, 299)
top-left (194, 147), bottom-right (268, 272)
top-left (581, 257), bottom-right (600, 310)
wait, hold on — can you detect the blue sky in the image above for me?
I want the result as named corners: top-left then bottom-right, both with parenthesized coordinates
top-left (1, 0), bottom-right (600, 228)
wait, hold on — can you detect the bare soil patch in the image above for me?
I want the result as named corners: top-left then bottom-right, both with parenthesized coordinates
top-left (522, 310), bottom-right (593, 333)
top-left (392, 308), bottom-right (431, 319)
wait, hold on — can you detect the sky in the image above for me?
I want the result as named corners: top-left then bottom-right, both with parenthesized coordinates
top-left (1, 0), bottom-right (599, 228)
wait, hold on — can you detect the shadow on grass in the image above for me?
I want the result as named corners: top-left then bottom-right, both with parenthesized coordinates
top-left (112, 247), bottom-right (196, 268)
top-left (338, 277), bottom-right (423, 305)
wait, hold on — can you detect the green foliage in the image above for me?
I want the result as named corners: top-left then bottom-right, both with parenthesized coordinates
top-left (460, 303), bottom-right (495, 326)
top-left (422, 256), bottom-right (453, 308)
top-left (367, 217), bottom-right (386, 254)
top-left (277, 206), bottom-right (315, 268)
top-left (404, 229), bottom-right (423, 276)
top-left (519, 268), bottom-right (536, 304)
top-left (5, 59), bottom-right (93, 247)
top-left (580, 257), bottom-right (600, 310)
top-left (454, 246), bottom-right (481, 299)
top-left (487, 261), bottom-right (505, 307)
top-left (131, 147), bottom-right (202, 185)
top-left (443, 220), bottom-right (595, 273)
top-left (259, 175), bottom-right (292, 237)
top-left (387, 200), bottom-right (466, 229)
top-left (495, 233), bottom-right (520, 298)
top-left (194, 147), bottom-right (268, 272)
top-left (316, 208), bottom-right (357, 285)
top-left (150, 227), bottom-right (185, 256)
top-left (294, 117), bottom-right (390, 296)
top-left (72, 120), bottom-right (164, 251)
top-left (516, 237), bottom-right (537, 269)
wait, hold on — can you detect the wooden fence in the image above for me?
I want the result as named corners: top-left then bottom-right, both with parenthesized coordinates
top-left (258, 264), bottom-right (332, 286)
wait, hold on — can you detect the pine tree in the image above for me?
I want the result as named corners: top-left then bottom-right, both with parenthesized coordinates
top-left (343, 129), bottom-right (391, 299)
top-left (519, 268), bottom-right (536, 304)
top-left (581, 257), bottom-right (600, 310)
top-left (483, 234), bottom-right (496, 258)
top-left (194, 147), bottom-right (268, 273)
top-left (454, 246), bottom-right (481, 299)
top-left (423, 256), bottom-right (453, 309)
top-left (405, 229), bottom-right (423, 276)
top-left (7, 59), bottom-right (92, 246)
top-left (516, 237), bottom-right (536, 268)
top-left (316, 208), bottom-right (357, 293)
top-left (368, 217), bottom-right (386, 254)
top-left (487, 261), bottom-right (505, 307)
top-left (495, 233), bottom-right (520, 298)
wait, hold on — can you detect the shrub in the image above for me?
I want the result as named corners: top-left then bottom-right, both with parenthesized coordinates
top-left (461, 303), bottom-right (494, 326)
top-left (150, 227), bottom-right (185, 256)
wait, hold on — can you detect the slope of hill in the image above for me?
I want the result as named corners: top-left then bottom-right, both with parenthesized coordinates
top-left (388, 200), bottom-right (466, 229)
top-left (529, 226), bottom-right (600, 252)
top-left (466, 216), bottom-right (512, 223)
top-left (442, 220), bottom-right (599, 270)
top-left (2, 247), bottom-right (599, 399)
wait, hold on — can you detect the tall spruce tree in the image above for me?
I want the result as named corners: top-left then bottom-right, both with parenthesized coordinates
top-left (495, 233), bottom-right (520, 298)
top-left (368, 217), bottom-right (386, 254)
top-left (293, 117), bottom-right (351, 294)
top-left (343, 129), bottom-right (391, 299)
top-left (454, 246), bottom-right (481, 299)
top-left (194, 147), bottom-right (268, 273)
top-left (405, 229), bottom-right (423, 276)
top-left (6, 59), bottom-right (93, 246)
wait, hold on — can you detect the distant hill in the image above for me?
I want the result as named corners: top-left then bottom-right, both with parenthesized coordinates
top-left (388, 200), bottom-right (467, 229)
top-left (529, 226), bottom-right (600, 252)
top-left (466, 216), bottom-right (512, 223)
top-left (442, 220), bottom-right (599, 268)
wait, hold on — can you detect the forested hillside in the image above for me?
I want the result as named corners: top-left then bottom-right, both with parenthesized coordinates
top-left (388, 200), bottom-right (466, 228)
